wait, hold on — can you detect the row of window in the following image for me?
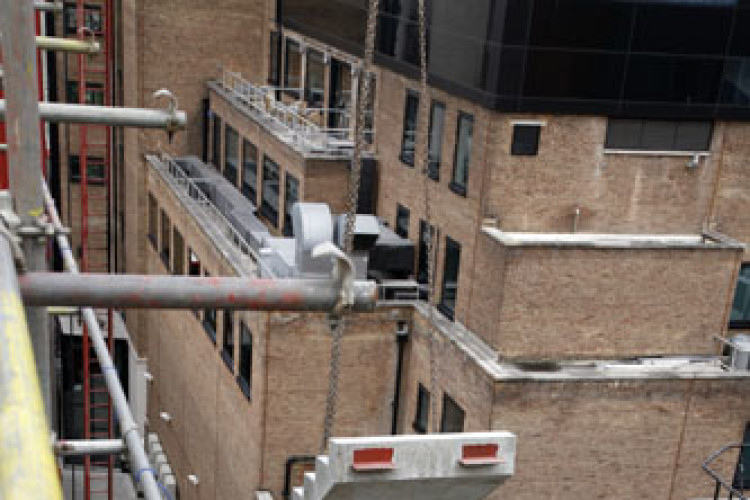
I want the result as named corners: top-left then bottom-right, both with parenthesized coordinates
top-left (147, 194), bottom-right (254, 400)
top-left (413, 383), bottom-right (465, 434)
top-left (396, 203), bottom-right (461, 320)
top-left (211, 116), bottom-right (300, 236)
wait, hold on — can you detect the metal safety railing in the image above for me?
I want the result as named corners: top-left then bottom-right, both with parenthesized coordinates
top-left (703, 443), bottom-right (749, 500)
top-left (219, 69), bottom-right (372, 157)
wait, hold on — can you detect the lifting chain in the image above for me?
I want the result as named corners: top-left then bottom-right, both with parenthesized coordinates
top-left (415, 0), bottom-right (440, 433)
top-left (321, 0), bottom-right (381, 453)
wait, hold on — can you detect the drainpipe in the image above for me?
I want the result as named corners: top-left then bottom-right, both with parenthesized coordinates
top-left (283, 455), bottom-right (316, 500)
top-left (572, 205), bottom-right (581, 233)
top-left (391, 321), bottom-right (409, 435)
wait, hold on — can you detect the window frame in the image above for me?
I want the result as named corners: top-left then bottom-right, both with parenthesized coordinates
top-left (438, 235), bottom-right (461, 321)
top-left (450, 112), bottom-right (474, 196)
top-left (69, 155), bottom-right (107, 184)
top-left (160, 210), bottom-right (171, 269)
top-left (261, 155), bottom-right (280, 228)
top-left (511, 124), bottom-right (542, 156)
top-left (730, 263), bottom-right (750, 329)
top-left (283, 172), bottom-right (300, 237)
top-left (400, 90), bottom-right (420, 167)
top-left (413, 383), bottom-right (430, 434)
top-left (242, 139), bottom-right (259, 205)
top-left (147, 194), bottom-right (158, 249)
top-left (224, 124), bottom-right (239, 187)
top-left (428, 100), bottom-right (446, 181)
top-left (305, 48), bottom-right (326, 108)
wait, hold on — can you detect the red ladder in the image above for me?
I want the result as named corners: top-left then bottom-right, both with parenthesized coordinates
top-left (76, 0), bottom-right (114, 498)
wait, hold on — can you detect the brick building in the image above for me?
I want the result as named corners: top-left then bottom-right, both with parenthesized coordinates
top-left (42, 0), bottom-right (750, 498)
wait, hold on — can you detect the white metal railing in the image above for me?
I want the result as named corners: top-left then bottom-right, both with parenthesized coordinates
top-left (219, 70), bottom-right (373, 157)
top-left (149, 153), bottom-right (274, 277)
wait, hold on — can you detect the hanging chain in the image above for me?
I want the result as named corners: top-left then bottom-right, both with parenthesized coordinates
top-left (321, 0), bottom-right (381, 453)
top-left (415, 0), bottom-right (439, 433)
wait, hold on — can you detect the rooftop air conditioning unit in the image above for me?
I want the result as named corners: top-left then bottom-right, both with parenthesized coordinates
top-left (730, 334), bottom-right (750, 371)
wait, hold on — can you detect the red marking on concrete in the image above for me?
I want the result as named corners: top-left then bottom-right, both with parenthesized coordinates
top-left (352, 448), bottom-right (395, 472)
top-left (460, 444), bottom-right (502, 466)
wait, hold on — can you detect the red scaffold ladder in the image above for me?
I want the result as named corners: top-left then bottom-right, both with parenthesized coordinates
top-left (76, 0), bottom-right (114, 498)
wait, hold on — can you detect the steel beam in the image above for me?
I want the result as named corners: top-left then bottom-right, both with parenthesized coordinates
top-left (19, 272), bottom-right (378, 312)
top-left (0, 100), bottom-right (187, 130)
top-left (41, 182), bottom-right (178, 500)
top-left (35, 35), bottom-right (99, 54)
top-left (55, 439), bottom-right (125, 457)
top-left (0, 238), bottom-right (61, 499)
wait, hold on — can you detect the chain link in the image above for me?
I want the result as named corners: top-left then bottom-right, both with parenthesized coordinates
top-left (321, 0), bottom-right (382, 453)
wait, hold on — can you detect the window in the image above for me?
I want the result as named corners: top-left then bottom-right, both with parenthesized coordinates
top-left (439, 236), bottom-right (461, 320)
top-left (428, 101), bottom-right (446, 180)
top-left (413, 383), bottom-right (430, 434)
top-left (328, 58), bottom-right (352, 130)
top-left (242, 139), bottom-right (258, 204)
top-left (212, 114), bottom-right (222, 168)
top-left (400, 91), bottom-right (419, 166)
top-left (172, 227), bottom-right (184, 275)
top-left (237, 322), bottom-right (253, 399)
top-left (730, 264), bottom-right (750, 329)
top-left (188, 249), bottom-right (201, 319)
top-left (261, 156), bottom-right (280, 227)
top-left (451, 113), bottom-right (474, 196)
top-left (69, 155), bottom-right (106, 184)
top-left (283, 173), bottom-right (299, 237)
top-left (160, 210), bottom-right (171, 268)
top-left (305, 49), bottom-right (326, 108)
top-left (63, 3), bottom-right (102, 35)
top-left (224, 125), bottom-right (239, 187)
top-left (733, 422), bottom-right (750, 490)
top-left (440, 393), bottom-right (465, 433)
top-left (395, 204), bottom-right (410, 239)
top-left (269, 31), bottom-right (281, 86)
top-left (605, 119), bottom-right (713, 152)
top-left (417, 221), bottom-right (437, 300)
top-left (511, 124), bottom-right (541, 156)
top-left (148, 194), bottom-right (158, 249)
top-left (203, 271), bottom-right (217, 343)
top-left (222, 310), bottom-right (234, 372)
top-left (66, 81), bottom-right (104, 105)
top-left (284, 39), bottom-right (303, 99)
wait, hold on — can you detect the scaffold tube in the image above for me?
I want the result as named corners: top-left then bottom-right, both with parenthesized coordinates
top-left (0, 236), bottom-right (62, 500)
top-left (41, 181), bottom-right (163, 500)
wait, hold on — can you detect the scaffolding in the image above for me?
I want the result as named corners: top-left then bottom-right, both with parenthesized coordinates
top-left (0, 2), bottom-right (375, 499)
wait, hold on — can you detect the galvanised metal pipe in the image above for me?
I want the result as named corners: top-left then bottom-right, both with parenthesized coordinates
top-left (35, 1), bottom-right (64, 12)
top-left (55, 439), bottom-right (125, 457)
top-left (19, 272), bottom-right (378, 312)
top-left (35, 35), bottom-right (100, 54)
top-left (41, 182), bottom-right (163, 500)
top-left (0, 237), bottom-right (62, 500)
top-left (0, 101), bottom-right (187, 130)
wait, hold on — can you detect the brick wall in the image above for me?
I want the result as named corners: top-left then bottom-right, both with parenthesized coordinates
top-left (467, 231), bottom-right (742, 359)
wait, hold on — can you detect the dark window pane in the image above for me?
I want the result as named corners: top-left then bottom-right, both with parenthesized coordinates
top-left (222, 310), bottom-right (234, 373)
top-left (511, 124), bottom-right (541, 156)
top-left (148, 194), bottom-right (158, 248)
top-left (451, 113), bottom-right (473, 194)
top-left (284, 39), bottom-right (303, 99)
top-left (413, 383), bottom-right (429, 434)
top-left (329, 58), bottom-right (353, 130)
top-left (605, 119), bottom-right (642, 150)
top-left (523, 50), bottom-right (625, 100)
top-left (440, 393), bottom-right (465, 433)
top-left (203, 271), bottom-right (217, 343)
top-left (733, 422), bottom-right (750, 489)
top-left (224, 125), bottom-right (239, 187)
top-left (606, 118), bottom-right (712, 152)
top-left (625, 55), bottom-right (723, 105)
top-left (238, 322), bottom-right (253, 399)
top-left (160, 210), bottom-right (171, 268)
top-left (721, 59), bottom-right (750, 107)
top-left (188, 249), bottom-right (201, 277)
top-left (675, 122), bottom-right (713, 151)
top-left (212, 115), bottom-right (222, 168)
top-left (731, 265), bottom-right (750, 327)
top-left (261, 156), bottom-right (280, 227)
top-left (172, 228), bottom-right (184, 275)
top-left (69, 155), bottom-right (106, 184)
top-left (641, 121), bottom-right (677, 151)
top-left (305, 49), bottom-right (326, 108)
top-left (632, 4), bottom-right (731, 55)
top-left (731, 10), bottom-right (750, 57)
top-left (395, 204), bottom-right (410, 238)
top-left (284, 173), bottom-right (299, 237)
top-left (428, 101), bottom-right (445, 180)
top-left (269, 31), bottom-right (281, 85)
top-left (439, 236), bottom-right (461, 320)
top-left (400, 91), bottom-right (419, 166)
top-left (417, 220), bottom-right (436, 299)
top-left (242, 139), bottom-right (258, 204)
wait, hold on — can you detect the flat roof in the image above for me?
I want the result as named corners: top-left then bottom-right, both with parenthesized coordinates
top-left (482, 227), bottom-right (745, 250)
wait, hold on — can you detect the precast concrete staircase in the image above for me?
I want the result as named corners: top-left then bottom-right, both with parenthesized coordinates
top-left (292, 432), bottom-right (516, 500)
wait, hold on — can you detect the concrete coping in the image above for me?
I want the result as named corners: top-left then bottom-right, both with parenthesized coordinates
top-left (482, 227), bottom-right (745, 250)
top-left (408, 302), bottom-right (750, 383)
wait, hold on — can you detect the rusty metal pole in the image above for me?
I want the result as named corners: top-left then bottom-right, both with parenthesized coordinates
top-left (19, 272), bottom-right (378, 311)
top-left (0, 0), bottom-right (53, 422)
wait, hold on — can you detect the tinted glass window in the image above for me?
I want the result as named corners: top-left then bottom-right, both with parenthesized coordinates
top-left (451, 113), bottom-right (473, 195)
top-left (511, 124), bottom-right (541, 156)
top-left (148, 194), bottom-right (158, 248)
top-left (212, 115), bottom-right (222, 168)
top-left (631, 4), bottom-right (731, 55)
top-left (305, 49), bottom-right (326, 108)
top-left (731, 264), bottom-right (750, 328)
top-left (242, 139), bottom-right (258, 204)
top-left (439, 236), bottom-right (461, 320)
top-left (440, 393), bottom-right (465, 433)
top-left (400, 91), bottom-right (419, 166)
top-left (284, 173), bottom-right (299, 237)
top-left (413, 383), bottom-right (429, 433)
top-left (284, 39), bottom-right (303, 99)
top-left (428, 101), bottom-right (445, 180)
top-left (160, 210), bottom-right (171, 267)
top-left (172, 227), bottom-right (184, 275)
top-left (269, 31), bottom-right (281, 85)
top-left (224, 125), bottom-right (239, 187)
top-left (329, 58), bottom-right (353, 129)
top-left (605, 119), bottom-right (712, 152)
top-left (395, 204), bottom-right (410, 238)
top-left (222, 310), bottom-right (234, 372)
top-left (238, 322), bottom-right (253, 399)
top-left (261, 156), bottom-right (280, 227)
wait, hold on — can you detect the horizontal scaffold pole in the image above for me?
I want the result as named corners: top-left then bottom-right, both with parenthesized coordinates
top-left (35, 35), bottom-right (99, 54)
top-left (19, 272), bottom-right (378, 312)
top-left (0, 100), bottom-right (187, 130)
top-left (34, 1), bottom-right (63, 12)
top-left (54, 439), bottom-right (126, 457)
